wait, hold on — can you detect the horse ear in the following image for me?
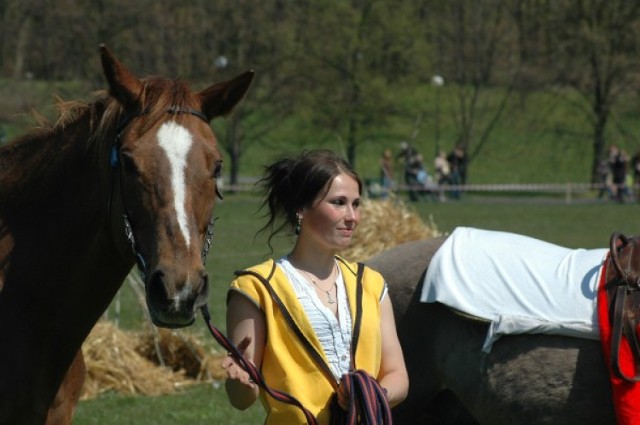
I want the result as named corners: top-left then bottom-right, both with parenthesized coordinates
top-left (99, 44), bottom-right (143, 107)
top-left (198, 70), bottom-right (254, 121)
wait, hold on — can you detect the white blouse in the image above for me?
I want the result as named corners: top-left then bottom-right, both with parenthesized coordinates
top-left (278, 257), bottom-right (353, 380)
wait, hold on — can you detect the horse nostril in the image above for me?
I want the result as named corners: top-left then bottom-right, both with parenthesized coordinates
top-left (146, 270), bottom-right (168, 307)
top-left (195, 272), bottom-right (210, 308)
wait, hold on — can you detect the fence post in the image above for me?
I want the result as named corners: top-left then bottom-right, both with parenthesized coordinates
top-left (565, 183), bottom-right (572, 204)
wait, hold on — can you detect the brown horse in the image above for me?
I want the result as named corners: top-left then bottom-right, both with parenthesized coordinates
top-left (0, 45), bottom-right (253, 425)
top-left (367, 236), bottom-right (618, 425)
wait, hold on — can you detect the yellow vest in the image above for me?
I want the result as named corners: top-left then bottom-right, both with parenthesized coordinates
top-left (229, 257), bottom-right (385, 425)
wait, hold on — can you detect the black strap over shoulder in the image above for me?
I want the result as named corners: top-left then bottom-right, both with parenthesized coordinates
top-left (351, 262), bottom-right (365, 365)
top-left (329, 263), bottom-right (393, 424)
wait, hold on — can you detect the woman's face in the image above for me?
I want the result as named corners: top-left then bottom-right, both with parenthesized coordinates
top-left (300, 173), bottom-right (361, 252)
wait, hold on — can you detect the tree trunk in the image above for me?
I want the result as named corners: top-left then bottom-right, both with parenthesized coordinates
top-left (226, 116), bottom-right (241, 193)
top-left (591, 109), bottom-right (608, 184)
top-left (12, 16), bottom-right (30, 80)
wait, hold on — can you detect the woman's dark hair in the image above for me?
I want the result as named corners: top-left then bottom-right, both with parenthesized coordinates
top-left (257, 149), bottom-right (362, 250)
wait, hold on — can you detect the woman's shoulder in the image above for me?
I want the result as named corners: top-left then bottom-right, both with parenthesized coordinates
top-left (336, 256), bottom-right (385, 288)
top-left (229, 259), bottom-right (280, 306)
top-left (237, 258), bottom-right (276, 276)
top-left (232, 259), bottom-right (278, 289)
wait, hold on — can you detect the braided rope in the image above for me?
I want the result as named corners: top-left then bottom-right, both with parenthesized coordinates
top-left (200, 306), bottom-right (318, 424)
top-left (331, 370), bottom-right (393, 425)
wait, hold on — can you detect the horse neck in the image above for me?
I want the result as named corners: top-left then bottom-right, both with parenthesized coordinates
top-left (0, 110), bottom-right (134, 349)
top-left (0, 108), bottom-right (134, 395)
top-left (3, 112), bottom-right (111, 233)
top-left (0, 107), bottom-right (132, 296)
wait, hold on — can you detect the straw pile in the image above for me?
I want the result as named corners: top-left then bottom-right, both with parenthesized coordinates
top-left (340, 197), bottom-right (441, 262)
top-left (135, 327), bottom-right (226, 382)
top-left (81, 321), bottom-right (226, 400)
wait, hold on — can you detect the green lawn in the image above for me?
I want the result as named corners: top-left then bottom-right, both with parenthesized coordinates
top-left (73, 193), bottom-right (638, 424)
top-left (74, 384), bottom-right (264, 425)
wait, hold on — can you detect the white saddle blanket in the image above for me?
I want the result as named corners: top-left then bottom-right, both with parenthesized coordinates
top-left (420, 227), bottom-right (608, 352)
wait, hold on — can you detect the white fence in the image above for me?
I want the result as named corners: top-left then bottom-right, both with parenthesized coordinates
top-left (220, 180), bottom-right (636, 205)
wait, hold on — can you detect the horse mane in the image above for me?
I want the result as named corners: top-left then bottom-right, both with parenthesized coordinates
top-left (96, 77), bottom-right (199, 142)
top-left (1, 76), bottom-right (198, 153)
top-left (0, 77), bottom-right (198, 156)
top-left (0, 77), bottom-right (198, 207)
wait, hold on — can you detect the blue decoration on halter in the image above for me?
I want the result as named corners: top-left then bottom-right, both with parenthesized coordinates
top-left (135, 253), bottom-right (148, 279)
top-left (110, 144), bottom-right (119, 168)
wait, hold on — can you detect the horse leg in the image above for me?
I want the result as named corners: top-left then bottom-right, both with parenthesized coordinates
top-left (393, 299), bottom-right (481, 424)
top-left (45, 350), bottom-right (85, 425)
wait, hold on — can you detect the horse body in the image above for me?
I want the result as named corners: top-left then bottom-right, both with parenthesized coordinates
top-left (367, 237), bottom-right (616, 425)
top-left (0, 98), bottom-right (131, 424)
top-left (0, 46), bottom-right (253, 424)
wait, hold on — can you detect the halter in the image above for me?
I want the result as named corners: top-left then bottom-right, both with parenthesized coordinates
top-left (609, 233), bottom-right (640, 290)
top-left (110, 106), bottom-right (219, 277)
top-left (605, 232), bottom-right (640, 383)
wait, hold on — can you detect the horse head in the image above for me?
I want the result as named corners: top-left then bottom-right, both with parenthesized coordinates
top-left (608, 232), bottom-right (640, 290)
top-left (100, 45), bottom-right (253, 328)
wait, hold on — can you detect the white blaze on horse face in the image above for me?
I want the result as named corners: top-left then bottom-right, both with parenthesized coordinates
top-left (157, 121), bottom-right (192, 248)
top-left (173, 283), bottom-right (194, 311)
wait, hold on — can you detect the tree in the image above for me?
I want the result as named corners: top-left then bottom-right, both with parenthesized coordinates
top-left (425, 0), bottom-right (521, 168)
top-left (551, 0), bottom-right (640, 183)
top-left (293, 0), bottom-right (422, 168)
top-left (207, 0), bottom-right (306, 188)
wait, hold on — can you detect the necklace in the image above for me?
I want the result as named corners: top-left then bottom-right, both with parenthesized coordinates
top-left (295, 263), bottom-right (338, 305)
top-left (311, 278), bottom-right (336, 304)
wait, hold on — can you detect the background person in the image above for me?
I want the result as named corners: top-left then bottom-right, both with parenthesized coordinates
top-left (447, 144), bottom-right (467, 199)
top-left (222, 149), bottom-right (409, 424)
top-left (631, 150), bottom-right (640, 201)
top-left (397, 141), bottom-right (420, 201)
top-left (379, 148), bottom-right (395, 199)
top-left (434, 150), bottom-right (451, 201)
top-left (608, 145), bottom-right (628, 203)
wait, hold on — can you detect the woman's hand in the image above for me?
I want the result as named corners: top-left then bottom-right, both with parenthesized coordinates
top-left (221, 337), bottom-right (257, 390)
top-left (224, 291), bottom-right (265, 410)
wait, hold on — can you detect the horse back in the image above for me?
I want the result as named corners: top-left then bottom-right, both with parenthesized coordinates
top-left (367, 236), bottom-right (616, 425)
top-left (367, 236), bottom-right (446, 322)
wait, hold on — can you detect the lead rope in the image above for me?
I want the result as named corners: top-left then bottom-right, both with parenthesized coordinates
top-left (330, 371), bottom-right (392, 425)
top-left (200, 305), bottom-right (319, 424)
top-left (330, 263), bottom-right (393, 424)
top-left (199, 241), bottom-right (317, 423)
top-left (200, 259), bottom-right (391, 424)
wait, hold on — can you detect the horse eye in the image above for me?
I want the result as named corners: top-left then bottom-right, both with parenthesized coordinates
top-left (212, 162), bottom-right (223, 179)
top-left (120, 152), bottom-right (138, 174)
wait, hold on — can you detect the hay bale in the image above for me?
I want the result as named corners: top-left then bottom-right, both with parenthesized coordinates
top-left (81, 321), bottom-right (228, 400)
top-left (340, 197), bottom-right (440, 262)
top-left (81, 322), bottom-right (189, 399)
top-left (136, 328), bottom-right (226, 382)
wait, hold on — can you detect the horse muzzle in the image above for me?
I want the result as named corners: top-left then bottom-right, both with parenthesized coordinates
top-left (144, 269), bottom-right (210, 328)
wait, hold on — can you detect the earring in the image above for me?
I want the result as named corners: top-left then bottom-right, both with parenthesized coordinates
top-left (294, 214), bottom-right (301, 235)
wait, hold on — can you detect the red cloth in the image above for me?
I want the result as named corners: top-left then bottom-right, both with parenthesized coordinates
top-left (598, 257), bottom-right (640, 424)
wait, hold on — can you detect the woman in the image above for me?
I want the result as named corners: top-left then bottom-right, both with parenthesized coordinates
top-left (379, 148), bottom-right (395, 198)
top-left (222, 149), bottom-right (409, 424)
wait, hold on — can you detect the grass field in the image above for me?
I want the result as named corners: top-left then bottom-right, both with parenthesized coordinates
top-left (73, 192), bottom-right (639, 424)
